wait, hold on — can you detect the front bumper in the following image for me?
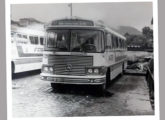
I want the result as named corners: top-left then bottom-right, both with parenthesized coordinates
top-left (40, 73), bottom-right (106, 85)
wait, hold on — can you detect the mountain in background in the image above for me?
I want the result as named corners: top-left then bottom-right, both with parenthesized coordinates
top-left (11, 18), bottom-right (44, 31)
top-left (113, 26), bottom-right (142, 36)
top-left (11, 18), bottom-right (43, 27)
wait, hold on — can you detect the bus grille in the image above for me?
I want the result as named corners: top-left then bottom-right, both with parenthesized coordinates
top-left (48, 55), bottom-right (93, 76)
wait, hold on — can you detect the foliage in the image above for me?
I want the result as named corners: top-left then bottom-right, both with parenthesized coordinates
top-left (142, 26), bottom-right (153, 40)
top-left (124, 26), bottom-right (153, 49)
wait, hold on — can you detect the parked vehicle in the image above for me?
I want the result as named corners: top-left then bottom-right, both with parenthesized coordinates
top-left (40, 17), bottom-right (127, 92)
top-left (11, 27), bottom-right (45, 75)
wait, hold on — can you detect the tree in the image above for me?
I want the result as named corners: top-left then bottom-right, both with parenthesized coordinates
top-left (142, 26), bottom-right (153, 40)
top-left (142, 26), bottom-right (153, 48)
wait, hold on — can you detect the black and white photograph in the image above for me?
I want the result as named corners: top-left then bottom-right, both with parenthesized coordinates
top-left (9, 1), bottom-right (159, 119)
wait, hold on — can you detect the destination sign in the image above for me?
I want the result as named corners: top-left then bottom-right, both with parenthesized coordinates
top-left (51, 19), bottom-right (94, 26)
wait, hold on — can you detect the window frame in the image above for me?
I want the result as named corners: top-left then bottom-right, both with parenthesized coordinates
top-left (45, 29), bottom-right (105, 53)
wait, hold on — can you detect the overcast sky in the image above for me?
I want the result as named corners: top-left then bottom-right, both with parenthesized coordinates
top-left (11, 2), bottom-right (153, 31)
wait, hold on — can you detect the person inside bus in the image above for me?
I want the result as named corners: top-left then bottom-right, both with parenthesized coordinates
top-left (72, 37), bottom-right (96, 52)
top-left (82, 37), bottom-right (96, 52)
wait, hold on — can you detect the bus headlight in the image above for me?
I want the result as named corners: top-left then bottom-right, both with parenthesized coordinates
top-left (42, 66), bottom-right (54, 73)
top-left (87, 68), bottom-right (93, 74)
top-left (43, 66), bottom-right (48, 71)
top-left (49, 67), bottom-right (54, 72)
top-left (94, 68), bottom-right (99, 74)
top-left (86, 67), bottom-right (102, 75)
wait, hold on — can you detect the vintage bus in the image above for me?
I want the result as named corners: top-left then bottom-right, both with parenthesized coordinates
top-left (11, 27), bottom-right (45, 75)
top-left (40, 18), bottom-right (127, 91)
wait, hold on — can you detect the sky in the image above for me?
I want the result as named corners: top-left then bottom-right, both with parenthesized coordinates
top-left (11, 2), bottom-right (153, 31)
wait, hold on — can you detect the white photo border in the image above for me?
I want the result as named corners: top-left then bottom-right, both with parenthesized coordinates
top-left (6, 0), bottom-right (159, 120)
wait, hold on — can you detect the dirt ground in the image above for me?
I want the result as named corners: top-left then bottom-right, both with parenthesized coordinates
top-left (12, 71), bottom-right (154, 117)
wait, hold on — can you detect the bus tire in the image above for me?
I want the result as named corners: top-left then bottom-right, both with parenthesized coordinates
top-left (11, 62), bottom-right (15, 78)
top-left (121, 62), bottom-right (125, 75)
top-left (98, 83), bottom-right (106, 95)
top-left (106, 67), bottom-right (111, 88)
top-left (51, 83), bottom-right (59, 90)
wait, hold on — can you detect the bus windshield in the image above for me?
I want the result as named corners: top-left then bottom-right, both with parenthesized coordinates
top-left (46, 29), bottom-right (104, 52)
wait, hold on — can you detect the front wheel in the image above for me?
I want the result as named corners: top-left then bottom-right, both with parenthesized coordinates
top-left (51, 83), bottom-right (59, 90)
top-left (98, 82), bottom-right (106, 95)
top-left (11, 62), bottom-right (15, 79)
top-left (106, 68), bottom-right (111, 88)
top-left (102, 83), bottom-right (106, 92)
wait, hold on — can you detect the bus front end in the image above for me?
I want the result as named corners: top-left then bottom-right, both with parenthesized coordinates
top-left (40, 54), bottom-right (106, 85)
top-left (40, 25), bottom-right (107, 90)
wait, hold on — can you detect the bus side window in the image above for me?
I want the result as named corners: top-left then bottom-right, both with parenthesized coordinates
top-left (23, 35), bottom-right (27, 39)
top-left (30, 36), bottom-right (34, 44)
top-left (30, 36), bottom-right (39, 45)
top-left (121, 39), bottom-right (123, 49)
top-left (101, 33), bottom-right (105, 51)
top-left (40, 37), bottom-right (44, 45)
top-left (106, 33), bottom-right (112, 49)
top-left (17, 34), bottom-right (22, 38)
top-left (118, 38), bottom-right (121, 49)
top-left (115, 37), bottom-right (118, 49)
top-left (111, 35), bottom-right (115, 49)
top-left (34, 36), bottom-right (39, 44)
top-left (119, 38), bottom-right (122, 49)
top-left (30, 36), bottom-right (35, 44)
top-left (118, 38), bottom-right (120, 49)
top-left (122, 39), bottom-right (124, 49)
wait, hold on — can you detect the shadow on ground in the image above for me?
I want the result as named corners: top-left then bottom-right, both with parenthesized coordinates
top-left (50, 75), bottom-right (123, 98)
top-left (12, 70), bottom-right (41, 79)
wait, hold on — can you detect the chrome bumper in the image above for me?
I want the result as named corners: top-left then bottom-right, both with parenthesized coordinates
top-left (40, 73), bottom-right (106, 85)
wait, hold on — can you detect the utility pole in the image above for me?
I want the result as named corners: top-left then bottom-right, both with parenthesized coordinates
top-left (68, 3), bottom-right (72, 18)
